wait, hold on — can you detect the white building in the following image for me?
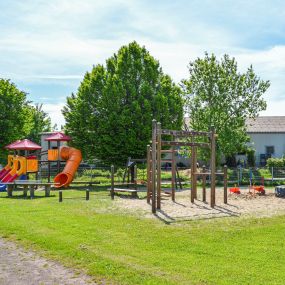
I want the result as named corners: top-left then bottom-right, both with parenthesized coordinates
top-left (246, 116), bottom-right (285, 166)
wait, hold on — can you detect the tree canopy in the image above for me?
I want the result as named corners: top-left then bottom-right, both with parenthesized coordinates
top-left (63, 41), bottom-right (184, 165)
top-left (0, 79), bottom-right (51, 162)
top-left (182, 53), bottom-right (270, 162)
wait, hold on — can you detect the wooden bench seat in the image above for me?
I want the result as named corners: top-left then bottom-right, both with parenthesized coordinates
top-left (108, 187), bottom-right (139, 198)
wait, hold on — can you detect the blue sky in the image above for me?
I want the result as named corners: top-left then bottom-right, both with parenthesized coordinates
top-left (1, 0), bottom-right (285, 126)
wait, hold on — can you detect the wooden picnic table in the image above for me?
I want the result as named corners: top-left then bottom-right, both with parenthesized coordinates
top-left (4, 181), bottom-right (58, 199)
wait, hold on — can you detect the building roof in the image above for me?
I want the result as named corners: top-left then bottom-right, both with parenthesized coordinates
top-left (246, 116), bottom-right (285, 133)
top-left (184, 116), bottom-right (285, 134)
top-left (45, 132), bottom-right (71, 141)
top-left (7, 139), bottom-right (42, 150)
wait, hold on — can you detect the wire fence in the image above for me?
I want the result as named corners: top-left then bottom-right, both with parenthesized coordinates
top-left (36, 164), bottom-right (285, 186)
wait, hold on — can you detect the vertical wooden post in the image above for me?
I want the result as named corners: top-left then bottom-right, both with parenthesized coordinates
top-left (171, 146), bottom-right (176, 201)
top-left (146, 145), bottom-right (151, 204)
top-left (45, 185), bottom-right (51, 197)
top-left (176, 167), bottom-right (182, 190)
top-left (86, 189), bottom-right (90, 201)
top-left (59, 190), bottom-right (63, 202)
top-left (190, 136), bottom-right (196, 203)
top-left (193, 147), bottom-right (197, 199)
top-left (7, 185), bottom-right (13, 197)
top-left (261, 176), bottom-right (264, 186)
top-left (151, 120), bottom-right (157, 213)
top-left (134, 164), bottom-right (137, 191)
top-left (224, 165), bottom-right (228, 204)
top-left (111, 165), bottom-right (115, 200)
top-left (48, 141), bottom-right (51, 182)
top-left (29, 185), bottom-right (34, 199)
top-left (156, 122), bottom-right (162, 209)
top-left (23, 185), bottom-right (28, 197)
top-left (202, 165), bottom-right (206, 202)
top-left (24, 150), bottom-right (28, 180)
top-left (210, 126), bottom-right (216, 208)
top-left (57, 140), bottom-right (60, 174)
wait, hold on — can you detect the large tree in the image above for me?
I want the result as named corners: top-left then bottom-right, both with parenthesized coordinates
top-left (182, 53), bottom-right (270, 162)
top-left (63, 41), bottom-right (184, 165)
top-left (0, 79), bottom-right (52, 162)
top-left (0, 79), bottom-right (30, 155)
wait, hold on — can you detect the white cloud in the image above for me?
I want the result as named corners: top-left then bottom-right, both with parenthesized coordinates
top-left (41, 103), bottom-right (65, 128)
top-left (1, 0), bottom-right (285, 124)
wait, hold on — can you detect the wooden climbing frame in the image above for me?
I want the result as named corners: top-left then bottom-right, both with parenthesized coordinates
top-left (147, 120), bottom-right (228, 214)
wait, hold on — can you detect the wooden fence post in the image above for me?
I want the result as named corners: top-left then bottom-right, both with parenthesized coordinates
top-left (193, 146), bottom-right (197, 199)
top-left (134, 164), bottom-right (137, 190)
top-left (171, 145), bottom-right (176, 202)
top-left (59, 190), bottom-right (63, 202)
top-left (147, 145), bottom-right (151, 204)
top-left (224, 165), bottom-right (228, 204)
top-left (157, 122), bottom-right (162, 209)
top-left (29, 185), bottom-right (34, 199)
top-left (151, 120), bottom-right (157, 213)
top-left (86, 189), bottom-right (90, 201)
top-left (202, 165), bottom-right (206, 202)
top-left (210, 126), bottom-right (216, 208)
top-left (111, 165), bottom-right (115, 200)
top-left (190, 136), bottom-right (195, 203)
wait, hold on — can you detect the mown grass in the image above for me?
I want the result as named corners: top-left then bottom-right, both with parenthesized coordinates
top-left (0, 189), bottom-right (285, 285)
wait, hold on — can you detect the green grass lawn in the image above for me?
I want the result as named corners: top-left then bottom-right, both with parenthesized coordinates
top-left (0, 189), bottom-right (285, 285)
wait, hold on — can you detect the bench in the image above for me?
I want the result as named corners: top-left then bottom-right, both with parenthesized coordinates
top-left (70, 181), bottom-right (101, 187)
top-left (108, 187), bottom-right (139, 198)
top-left (4, 181), bottom-right (58, 199)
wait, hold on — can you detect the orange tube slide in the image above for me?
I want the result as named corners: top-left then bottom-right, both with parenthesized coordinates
top-left (54, 146), bottom-right (82, 188)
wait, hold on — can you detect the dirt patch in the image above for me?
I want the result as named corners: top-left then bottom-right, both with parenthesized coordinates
top-left (115, 187), bottom-right (285, 223)
top-left (0, 238), bottom-right (98, 285)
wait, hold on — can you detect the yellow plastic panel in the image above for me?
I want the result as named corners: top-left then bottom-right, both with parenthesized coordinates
top-left (48, 149), bottom-right (59, 161)
top-left (27, 159), bottom-right (38, 173)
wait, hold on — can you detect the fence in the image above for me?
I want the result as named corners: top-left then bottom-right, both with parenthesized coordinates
top-left (221, 166), bottom-right (285, 186)
top-left (36, 164), bottom-right (285, 187)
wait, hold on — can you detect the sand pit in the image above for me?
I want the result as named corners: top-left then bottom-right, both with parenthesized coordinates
top-left (114, 187), bottom-right (285, 223)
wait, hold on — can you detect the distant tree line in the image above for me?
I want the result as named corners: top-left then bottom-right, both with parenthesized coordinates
top-left (1, 41), bottom-right (270, 166)
top-left (63, 42), bottom-right (269, 166)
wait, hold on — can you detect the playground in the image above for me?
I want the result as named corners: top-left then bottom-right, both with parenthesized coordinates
top-left (1, 124), bottom-right (285, 285)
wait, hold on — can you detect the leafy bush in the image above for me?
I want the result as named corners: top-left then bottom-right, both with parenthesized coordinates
top-left (266, 157), bottom-right (285, 167)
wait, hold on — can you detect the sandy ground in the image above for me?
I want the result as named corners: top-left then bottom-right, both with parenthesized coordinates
top-left (115, 187), bottom-right (285, 223)
top-left (0, 238), bottom-right (98, 285)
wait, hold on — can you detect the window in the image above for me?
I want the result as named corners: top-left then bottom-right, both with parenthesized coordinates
top-left (266, 146), bottom-right (274, 155)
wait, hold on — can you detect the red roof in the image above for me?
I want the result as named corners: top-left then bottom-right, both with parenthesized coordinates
top-left (45, 132), bottom-right (71, 141)
top-left (5, 140), bottom-right (22, 150)
top-left (8, 139), bottom-right (42, 150)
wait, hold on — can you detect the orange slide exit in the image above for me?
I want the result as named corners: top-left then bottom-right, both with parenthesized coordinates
top-left (54, 146), bottom-right (82, 188)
